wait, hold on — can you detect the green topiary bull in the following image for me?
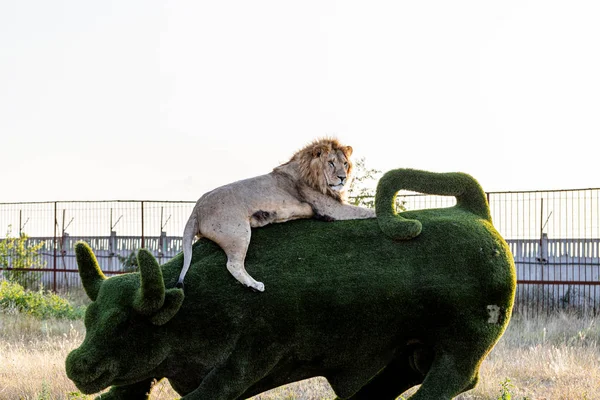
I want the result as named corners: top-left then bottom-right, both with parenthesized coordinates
top-left (66, 169), bottom-right (516, 400)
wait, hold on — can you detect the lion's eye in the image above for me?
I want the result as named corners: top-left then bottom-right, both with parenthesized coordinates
top-left (328, 161), bottom-right (335, 168)
top-left (344, 162), bottom-right (348, 168)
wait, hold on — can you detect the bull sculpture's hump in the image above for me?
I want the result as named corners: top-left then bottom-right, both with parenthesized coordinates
top-left (66, 168), bottom-right (516, 400)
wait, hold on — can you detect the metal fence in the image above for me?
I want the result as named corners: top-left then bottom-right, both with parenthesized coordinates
top-left (1, 189), bottom-right (600, 317)
top-left (0, 200), bottom-right (195, 291)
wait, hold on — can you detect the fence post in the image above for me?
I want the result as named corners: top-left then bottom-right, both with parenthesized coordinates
top-left (159, 230), bottom-right (167, 262)
top-left (110, 230), bottom-right (117, 271)
top-left (538, 233), bottom-right (549, 263)
top-left (141, 201), bottom-right (145, 249)
top-left (53, 202), bottom-right (57, 292)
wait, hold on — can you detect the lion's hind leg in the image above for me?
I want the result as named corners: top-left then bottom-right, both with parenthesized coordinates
top-left (203, 220), bottom-right (265, 292)
top-left (227, 257), bottom-right (265, 292)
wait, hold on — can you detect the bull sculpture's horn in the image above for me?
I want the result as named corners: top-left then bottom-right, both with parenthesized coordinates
top-left (75, 241), bottom-right (106, 301)
top-left (133, 249), bottom-right (166, 315)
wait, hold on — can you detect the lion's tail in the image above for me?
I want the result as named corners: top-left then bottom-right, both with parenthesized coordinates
top-left (375, 169), bottom-right (491, 240)
top-left (177, 212), bottom-right (199, 288)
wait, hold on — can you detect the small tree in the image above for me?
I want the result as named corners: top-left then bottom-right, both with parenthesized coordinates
top-left (117, 251), bottom-right (139, 273)
top-left (347, 158), bottom-right (406, 212)
top-left (347, 157), bottom-right (381, 209)
top-left (0, 225), bottom-right (46, 289)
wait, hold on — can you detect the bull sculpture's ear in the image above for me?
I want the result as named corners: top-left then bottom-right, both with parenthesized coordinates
top-left (149, 288), bottom-right (184, 326)
top-left (75, 241), bottom-right (106, 301)
top-left (133, 249), bottom-right (184, 324)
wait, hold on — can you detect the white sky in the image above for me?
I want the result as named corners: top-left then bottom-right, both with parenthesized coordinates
top-left (1, 0), bottom-right (599, 202)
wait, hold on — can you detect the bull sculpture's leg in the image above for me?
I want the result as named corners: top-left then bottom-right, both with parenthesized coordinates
top-left (406, 351), bottom-right (480, 400)
top-left (181, 335), bottom-right (282, 400)
top-left (338, 346), bottom-right (431, 400)
top-left (95, 378), bottom-right (158, 400)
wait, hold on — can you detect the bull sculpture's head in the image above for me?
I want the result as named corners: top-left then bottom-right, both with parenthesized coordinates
top-left (66, 242), bottom-right (184, 394)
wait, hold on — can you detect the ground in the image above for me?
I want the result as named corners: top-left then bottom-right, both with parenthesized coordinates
top-left (1, 310), bottom-right (598, 400)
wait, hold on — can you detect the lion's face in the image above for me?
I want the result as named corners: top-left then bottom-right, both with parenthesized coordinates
top-left (289, 138), bottom-right (354, 202)
top-left (323, 150), bottom-right (351, 192)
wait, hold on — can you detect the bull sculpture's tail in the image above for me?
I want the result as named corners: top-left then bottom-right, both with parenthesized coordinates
top-left (376, 169), bottom-right (491, 240)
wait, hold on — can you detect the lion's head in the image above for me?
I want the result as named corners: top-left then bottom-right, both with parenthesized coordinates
top-left (289, 138), bottom-right (354, 202)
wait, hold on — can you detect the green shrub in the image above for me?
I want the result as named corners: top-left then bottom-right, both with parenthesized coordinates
top-left (498, 378), bottom-right (513, 400)
top-left (0, 225), bottom-right (47, 289)
top-left (0, 280), bottom-right (85, 320)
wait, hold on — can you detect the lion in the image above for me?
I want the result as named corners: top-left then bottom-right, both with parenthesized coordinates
top-left (177, 138), bottom-right (376, 291)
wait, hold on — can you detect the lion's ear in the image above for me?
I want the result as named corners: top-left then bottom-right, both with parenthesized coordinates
top-left (343, 146), bottom-right (353, 157)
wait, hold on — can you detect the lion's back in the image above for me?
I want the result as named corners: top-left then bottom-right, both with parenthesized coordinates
top-left (195, 172), bottom-right (300, 216)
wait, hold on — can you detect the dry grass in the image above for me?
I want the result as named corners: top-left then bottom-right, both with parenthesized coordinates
top-left (459, 313), bottom-right (600, 400)
top-left (0, 314), bottom-right (86, 400)
top-left (1, 312), bottom-right (599, 399)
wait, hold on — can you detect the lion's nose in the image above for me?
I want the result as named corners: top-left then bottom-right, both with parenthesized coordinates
top-left (338, 176), bottom-right (346, 183)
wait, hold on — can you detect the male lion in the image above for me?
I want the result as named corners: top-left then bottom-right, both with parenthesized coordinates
top-left (177, 138), bottom-right (376, 291)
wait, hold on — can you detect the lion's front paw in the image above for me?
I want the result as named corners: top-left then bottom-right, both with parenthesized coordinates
top-left (314, 213), bottom-right (335, 222)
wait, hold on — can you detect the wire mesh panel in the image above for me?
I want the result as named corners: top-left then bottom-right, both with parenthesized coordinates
top-left (0, 202), bottom-right (56, 237)
top-left (140, 201), bottom-right (196, 265)
top-left (490, 190), bottom-right (600, 316)
top-left (396, 191), bottom-right (457, 211)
